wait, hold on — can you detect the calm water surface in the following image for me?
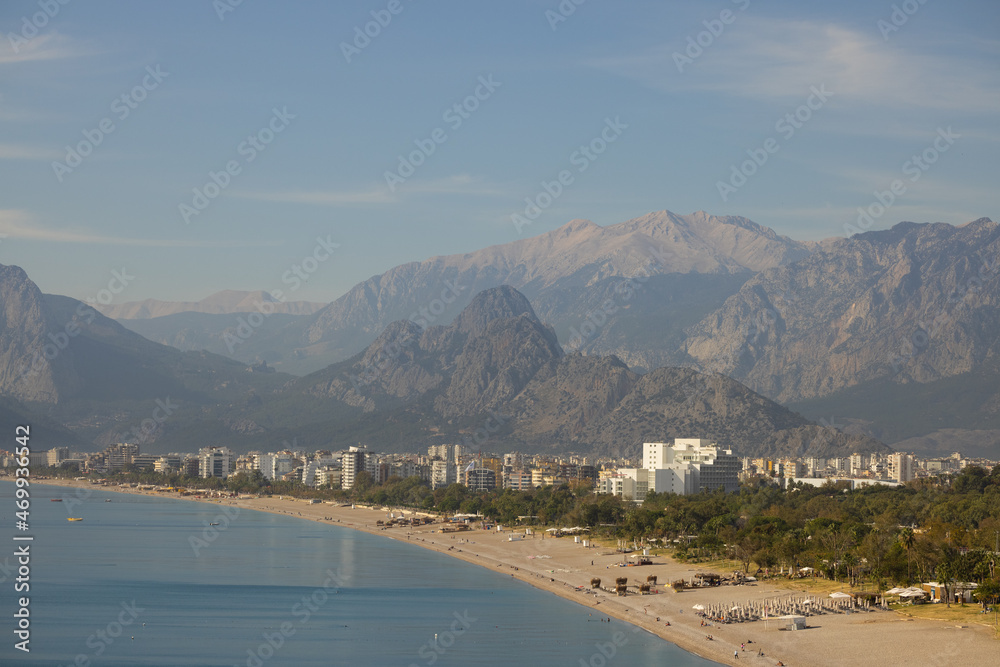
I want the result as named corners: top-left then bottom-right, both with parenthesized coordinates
top-left (0, 481), bottom-right (720, 666)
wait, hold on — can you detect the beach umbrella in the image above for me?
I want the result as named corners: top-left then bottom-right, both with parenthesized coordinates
top-left (829, 592), bottom-right (852, 599)
top-left (692, 604), bottom-right (706, 611)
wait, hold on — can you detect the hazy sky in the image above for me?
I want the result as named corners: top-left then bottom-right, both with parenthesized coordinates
top-left (2, 0), bottom-right (997, 304)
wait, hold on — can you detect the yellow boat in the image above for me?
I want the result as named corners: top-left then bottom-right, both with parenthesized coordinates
top-left (67, 518), bottom-right (83, 522)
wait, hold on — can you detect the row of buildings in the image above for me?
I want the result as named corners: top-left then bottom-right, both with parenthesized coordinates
top-left (4, 439), bottom-right (996, 501)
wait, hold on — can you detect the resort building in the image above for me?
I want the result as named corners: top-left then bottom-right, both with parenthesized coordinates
top-left (465, 467), bottom-right (497, 492)
top-left (602, 439), bottom-right (740, 499)
top-left (503, 470), bottom-right (533, 491)
top-left (597, 473), bottom-right (637, 500)
top-left (104, 443), bottom-right (140, 472)
top-left (47, 447), bottom-right (70, 467)
top-left (341, 446), bottom-right (368, 490)
top-left (154, 455), bottom-right (182, 474)
top-left (198, 446), bottom-right (233, 479)
top-left (430, 458), bottom-right (455, 490)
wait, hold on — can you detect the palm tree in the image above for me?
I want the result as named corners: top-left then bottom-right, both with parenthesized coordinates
top-left (899, 527), bottom-right (915, 584)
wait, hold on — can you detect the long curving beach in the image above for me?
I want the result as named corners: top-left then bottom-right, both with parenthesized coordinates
top-left (38, 479), bottom-right (997, 667)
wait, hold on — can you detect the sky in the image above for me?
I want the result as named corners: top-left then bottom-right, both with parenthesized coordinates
top-left (1, 0), bottom-right (997, 304)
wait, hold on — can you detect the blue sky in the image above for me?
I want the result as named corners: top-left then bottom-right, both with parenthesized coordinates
top-left (1, 0), bottom-right (997, 304)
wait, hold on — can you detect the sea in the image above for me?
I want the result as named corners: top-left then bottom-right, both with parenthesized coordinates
top-left (1, 481), bottom-right (720, 666)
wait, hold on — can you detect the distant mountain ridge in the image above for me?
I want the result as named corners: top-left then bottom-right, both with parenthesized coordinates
top-left (215, 210), bottom-right (812, 374)
top-left (0, 264), bottom-right (292, 447)
top-left (685, 218), bottom-right (1000, 402)
top-left (191, 286), bottom-right (887, 459)
top-left (98, 290), bottom-right (326, 319)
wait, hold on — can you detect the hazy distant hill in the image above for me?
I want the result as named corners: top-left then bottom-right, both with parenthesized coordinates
top-left (229, 210), bottom-right (810, 374)
top-left (98, 290), bottom-right (326, 319)
top-left (117, 311), bottom-right (304, 358)
top-left (167, 286), bottom-right (886, 459)
top-left (0, 264), bottom-right (293, 448)
top-left (684, 218), bottom-right (1000, 455)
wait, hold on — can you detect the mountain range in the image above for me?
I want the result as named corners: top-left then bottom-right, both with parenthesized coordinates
top-left (110, 211), bottom-right (810, 375)
top-left (158, 286), bottom-right (887, 459)
top-left (0, 261), bottom-right (883, 459)
top-left (3, 209), bottom-right (998, 460)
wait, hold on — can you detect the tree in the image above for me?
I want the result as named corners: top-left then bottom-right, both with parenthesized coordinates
top-left (898, 527), bottom-right (915, 584)
top-left (973, 579), bottom-right (1000, 611)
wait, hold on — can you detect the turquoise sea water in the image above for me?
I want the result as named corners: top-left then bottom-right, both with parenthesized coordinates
top-left (1, 481), bottom-right (720, 666)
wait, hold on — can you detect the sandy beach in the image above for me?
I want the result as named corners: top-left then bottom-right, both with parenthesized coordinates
top-left (36, 479), bottom-right (997, 667)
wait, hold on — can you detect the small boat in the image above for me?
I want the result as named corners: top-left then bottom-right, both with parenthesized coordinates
top-left (105, 499), bottom-right (112, 502)
top-left (51, 499), bottom-right (62, 502)
top-left (210, 522), bottom-right (219, 526)
top-left (67, 518), bottom-right (83, 522)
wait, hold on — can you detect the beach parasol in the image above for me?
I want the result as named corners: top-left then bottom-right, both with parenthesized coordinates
top-left (829, 592), bottom-right (852, 599)
top-left (692, 604), bottom-right (706, 611)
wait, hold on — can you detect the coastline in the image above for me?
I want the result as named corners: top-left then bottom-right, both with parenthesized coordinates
top-left (35, 479), bottom-right (997, 667)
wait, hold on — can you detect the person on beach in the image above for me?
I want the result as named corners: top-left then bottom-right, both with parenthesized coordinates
top-left (734, 649), bottom-right (738, 659)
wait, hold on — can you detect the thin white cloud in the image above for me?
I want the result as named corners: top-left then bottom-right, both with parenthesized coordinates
top-left (0, 210), bottom-right (277, 247)
top-left (234, 188), bottom-right (392, 205)
top-left (0, 33), bottom-right (92, 65)
top-left (591, 18), bottom-right (1000, 112)
top-left (232, 174), bottom-right (508, 206)
top-left (0, 144), bottom-right (61, 160)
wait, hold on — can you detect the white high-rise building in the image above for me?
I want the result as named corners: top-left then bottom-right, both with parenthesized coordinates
top-left (341, 446), bottom-right (367, 490)
top-left (198, 447), bottom-right (233, 479)
top-left (607, 440), bottom-right (740, 498)
top-left (431, 459), bottom-right (455, 489)
top-left (889, 453), bottom-right (914, 483)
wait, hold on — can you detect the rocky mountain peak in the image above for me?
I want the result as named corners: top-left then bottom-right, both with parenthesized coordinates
top-left (450, 285), bottom-right (540, 337)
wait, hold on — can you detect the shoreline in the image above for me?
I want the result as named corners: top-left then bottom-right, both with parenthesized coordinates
top-left (34, 479), bottom-right (997, 667)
